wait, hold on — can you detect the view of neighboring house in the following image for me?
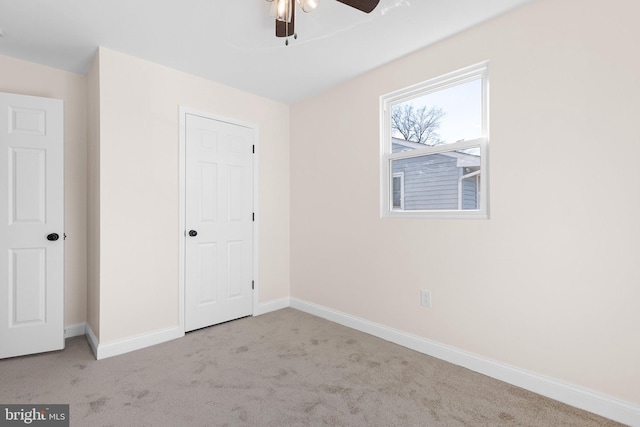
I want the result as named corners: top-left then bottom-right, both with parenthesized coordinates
top-left (391, 138), bottom-right (480, 211)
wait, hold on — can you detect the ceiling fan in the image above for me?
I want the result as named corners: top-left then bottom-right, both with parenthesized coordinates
top-left (266, 0), bottom-right (380, 45)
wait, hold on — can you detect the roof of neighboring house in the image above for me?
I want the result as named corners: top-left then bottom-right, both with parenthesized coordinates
top-left (391, 138), bottom-right (480, 168)
top-left (392, 138), bottom-right (428, 151)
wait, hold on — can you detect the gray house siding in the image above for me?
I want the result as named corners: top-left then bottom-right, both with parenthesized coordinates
top-left (461, 176), bottom-right (479, 210)
top-left (393, 154), bottom-right (460, 210)
top-left (391, 138), bottom-right (480, 211)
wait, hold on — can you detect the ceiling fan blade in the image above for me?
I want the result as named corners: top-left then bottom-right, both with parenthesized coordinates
top-left (335, 0), bottom-right (380, 13)
top-left (276, 0), bottom-right (296, 37)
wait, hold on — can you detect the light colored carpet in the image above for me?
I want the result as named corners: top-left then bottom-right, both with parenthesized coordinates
top-left (0, 308), bottom-right (623, 426)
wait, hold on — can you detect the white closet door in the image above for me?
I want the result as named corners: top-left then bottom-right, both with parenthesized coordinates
top-left (0, 92), bottom-right (64, 359)
top-left (185, 114), bottom-right (253, 332)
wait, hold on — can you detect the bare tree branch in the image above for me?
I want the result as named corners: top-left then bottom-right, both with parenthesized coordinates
top-left (391, 104), bottom-right (446, 145)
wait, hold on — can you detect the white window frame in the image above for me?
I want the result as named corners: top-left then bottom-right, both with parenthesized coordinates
top-left (380, 61), bottom-right (490, 219)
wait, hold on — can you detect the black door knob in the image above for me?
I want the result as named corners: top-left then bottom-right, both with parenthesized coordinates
top-left (47, 233), bottom-right (59, 241)
top-left (188, 230), bottom-right (198, 237)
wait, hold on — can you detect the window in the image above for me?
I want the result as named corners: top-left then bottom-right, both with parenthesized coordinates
top-left (392, 172), bottom-right (404, 209)
top-left (380, 62), bottom-right (489, 218)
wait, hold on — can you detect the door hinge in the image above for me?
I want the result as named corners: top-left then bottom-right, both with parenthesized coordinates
top-left (252, 280), bottom-right (255, 290)
top-left (252, 212), bottom-right (255, 222)
top-left (252, 145), bottom-right (255, 154)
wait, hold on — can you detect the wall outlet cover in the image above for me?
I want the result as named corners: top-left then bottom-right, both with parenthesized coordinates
top-left (421, 289), bottom-right (431, 308)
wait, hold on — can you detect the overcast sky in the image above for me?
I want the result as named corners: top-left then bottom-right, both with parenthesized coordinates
top-left (399, 78), bottom-right (483, 144)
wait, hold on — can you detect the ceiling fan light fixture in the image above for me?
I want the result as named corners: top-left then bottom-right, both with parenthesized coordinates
top-left (274, 0), bottom-right (293, 23)
top-left (296, 0), bottom-right (319, 13)
top-left (271, 0), bottom-right (378, 41)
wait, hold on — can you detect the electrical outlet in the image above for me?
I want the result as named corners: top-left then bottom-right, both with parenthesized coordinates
top-left (420, 289), bottom-right (431, 308)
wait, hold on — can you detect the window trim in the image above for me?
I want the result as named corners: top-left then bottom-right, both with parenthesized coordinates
top-left (380, 61), bottom-right (490, 219)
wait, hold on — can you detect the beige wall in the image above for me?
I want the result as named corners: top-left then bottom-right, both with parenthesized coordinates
top-left (290, 0), bottom-right (640, 404)
top-left (0, 53), bottom-right (88, 328)
top-left (94, 48), bottom-right (290, 343)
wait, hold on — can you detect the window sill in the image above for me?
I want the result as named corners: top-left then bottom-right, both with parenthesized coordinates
top-left (382, 209), bottom-right (489, 220)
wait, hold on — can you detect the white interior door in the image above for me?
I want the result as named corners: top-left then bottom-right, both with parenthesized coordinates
top-left (0, 92), bottom-right (64, 359)
top-left (185, 114), bottom-right (254, 332)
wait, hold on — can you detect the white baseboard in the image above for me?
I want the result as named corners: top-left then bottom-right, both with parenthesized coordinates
top-left (85, 323), bottom-right (99, 358)
top-left (81, 296), bottom-right (291, 360)
top-left (85, 324), bottom-right (184, 360)
top-left (254, 297), bottom-right (290, 316)
top-left (64, 323), bottom-right (86, 339)
top-left (289, 297), bottom-right (640, 427)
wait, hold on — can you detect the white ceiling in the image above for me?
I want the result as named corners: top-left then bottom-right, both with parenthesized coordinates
top-left (0, 0), bottom-right (533, 104)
